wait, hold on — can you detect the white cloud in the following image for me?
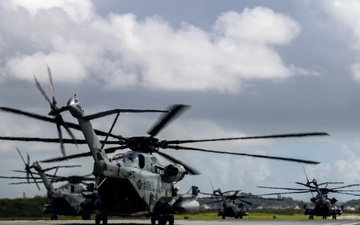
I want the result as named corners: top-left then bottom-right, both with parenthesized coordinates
top-left (2, 0), bottom-right (95, 22)
top-left (307, 143), bottom-right (360, 185)
top-left (0, 2), bottom-right (307, 93)
top-left (319, 1), bottom-right (360, 82)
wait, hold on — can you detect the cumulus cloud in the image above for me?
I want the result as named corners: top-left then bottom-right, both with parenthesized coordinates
top-left (0, 1), bottom-right (306, 93)
top-left (307, 143), bottom-right (360, 184)
top-left (319, 0), bottom-right (360, 82)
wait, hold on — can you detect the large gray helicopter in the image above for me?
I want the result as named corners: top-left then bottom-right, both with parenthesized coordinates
top-left (203, 188), bottom-right (250, 219)
top-left (0, 148), bottom-right (95, 220)
top-left (258, 176), bottom-right (360, 219)
top-left (0, 67), bottom-right (329, 225)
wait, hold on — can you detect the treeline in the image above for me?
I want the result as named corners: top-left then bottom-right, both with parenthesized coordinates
top-left (0, 196), bottom-right (47, 218)
top-left (1, 195), bottom-right (360, 219)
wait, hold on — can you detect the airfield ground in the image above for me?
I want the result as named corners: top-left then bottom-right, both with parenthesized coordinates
top-left (2, 218), bottom-right (360, 225)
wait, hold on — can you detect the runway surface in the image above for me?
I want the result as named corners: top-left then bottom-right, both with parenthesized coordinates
top-left (2, 218), bottom-right (360, 225)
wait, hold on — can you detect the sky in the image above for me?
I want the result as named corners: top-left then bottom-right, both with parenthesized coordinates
top-left (1, 0), bottom-right (360, 203)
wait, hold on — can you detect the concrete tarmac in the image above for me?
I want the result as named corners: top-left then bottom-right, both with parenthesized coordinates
top-left (1, 218), bottom-right (360, 225)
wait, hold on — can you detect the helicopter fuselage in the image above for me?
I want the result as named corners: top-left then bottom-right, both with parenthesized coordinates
top-left (31, 162), bottom-right (93, 219)
top-left (67, 97), bottom-right (199, 218)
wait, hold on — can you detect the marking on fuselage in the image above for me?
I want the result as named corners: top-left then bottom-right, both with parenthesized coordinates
top-left (137, 180), bottom-right (142, 190)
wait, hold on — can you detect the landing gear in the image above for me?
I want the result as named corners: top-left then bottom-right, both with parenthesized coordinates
top-left (50, 214), bottom-right (58, 220)
top-left (151, 214), bottom-right (174, 225)
top-left (95, 213), bottom-right (108, 224)
top-left (82, 213), bottom-right (91, 220)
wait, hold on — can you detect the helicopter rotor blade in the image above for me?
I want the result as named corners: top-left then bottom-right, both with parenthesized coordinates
top-left (40, 152), bottom-right (93, 163)
top-left (148, 104), bottom-right (189, 137)
top-left (0, 107), bottom-right (123, 138)
top-left (237, 198), bottom-right (253, 205)
top-left (331, 184), bottom-right (360, 189)
top-left (259, 190), bottom-right (312, 196)
top-left (56, 123), bottom-right (65, 157)
top-left (295, 181), bottom-right (314, 188)
top-left (83, 109), bottom-right (169, 120)
top-left (0, 136), bottom-right (89, 144)
top-left (39, 145), bottom-right (127, 163)
top-left (166, 145), bottom-right (319, 165)
top-left (34, 75), bottom-right (53, 107)
top-left (318, 182), bottom-right (344, 186)
top-left (156, 151), bottom-right (200, 175)
top-left (42, 165), bottom-right (81, 172)
top-left (101, 112), bottom-right (120, 150)
top-left (257, 186), bottom-right (309, 191)
top-left (164, 132), bottom-right (329, 145)
top-left (28, 164), bottom-right (40, 191)
top-left (0, 175), bottom-right (42, 180)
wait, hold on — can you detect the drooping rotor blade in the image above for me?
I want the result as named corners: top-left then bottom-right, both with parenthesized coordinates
top-left (0, 175), bottom-right (42, 180)
top-left (148, 104), bottom-right (190, 137)
top-left (330, 191), bottom-right (360, 197)
top-left (1, 106), bottom-right (73, 127)
top-left (40, 152), bottom-right (93, 163)
top-left (257, 186), bottom-right (310, 191)
top-left (318, 182), bottom-right (344, 186)
top-left (83, 109), bottom-right (169, 120)
top-left (0, 106), bottom-right (124, 139)
top-left (10, 181), bottom-right (43, 185)
top-left (164, 132), bottom-right (329, 145)
top-left (295, 181), bottom-right (314, 188)
top-left (42, 165), bottom-right (81, 172)
top-left (222, 190), bottom-right (241, 195)
top-left (39, 145), bottom-right (128, 163)
top-left (0, 136), bottom-right (85, 143)
top-left (156, 151), bottom-right (200, 175)
top-left (259, 190), bottom-right (313, 196)
top-left (237, 198), bottom-right (253, 205)
top-left (331, 184), bottom-right (360, 189)
top-left (166, 145), bottom-right (320, 164)
top-left (0, 136), bottom-right (122, 145)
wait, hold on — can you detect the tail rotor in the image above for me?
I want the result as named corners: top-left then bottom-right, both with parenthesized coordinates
top-left (34, 65), bottom-right (77, 156)
top-left (16, 147), bottom-right (40, 190)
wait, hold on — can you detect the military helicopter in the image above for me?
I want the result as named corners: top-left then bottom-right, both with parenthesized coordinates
top-left (0, 148), bottom-right (96, 220)
top-left (257, 174), bottom-right (360, 220)
top-left (0, 67), bottom-right (330, 225)
top-left (202, 188), bottom-right (251, 219)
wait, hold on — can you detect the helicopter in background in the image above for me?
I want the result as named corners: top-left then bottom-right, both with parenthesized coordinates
top-left (200, 185), bottom-right (282, 219)
top-left (0, 148), bottom-right (95, 220)
top-left (0, 67), bottom-right (330, 225)
top-left (203, 188), bottom-right (251, 219)
top-left (257, 175), bottom-right (360, 220)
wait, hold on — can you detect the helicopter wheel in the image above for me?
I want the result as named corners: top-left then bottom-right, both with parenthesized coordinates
top-left (151, 217), bottom-right (156, 225)
top-left (95, 214), bottom-right (101, 224)
top-left (95, 214), bottom-right (107, 224)
top-left (168, 214), bottom-right (174, 225)
top-left (82, 213), bottom-right (91, 220)
top-left (158, 215), bottom-right (167, 225)
top-left (51, 214), bottom-right (58, 220)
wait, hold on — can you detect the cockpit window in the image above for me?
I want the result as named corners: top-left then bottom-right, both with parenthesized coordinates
top-left (139, 154), bottom-right (145, 169)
